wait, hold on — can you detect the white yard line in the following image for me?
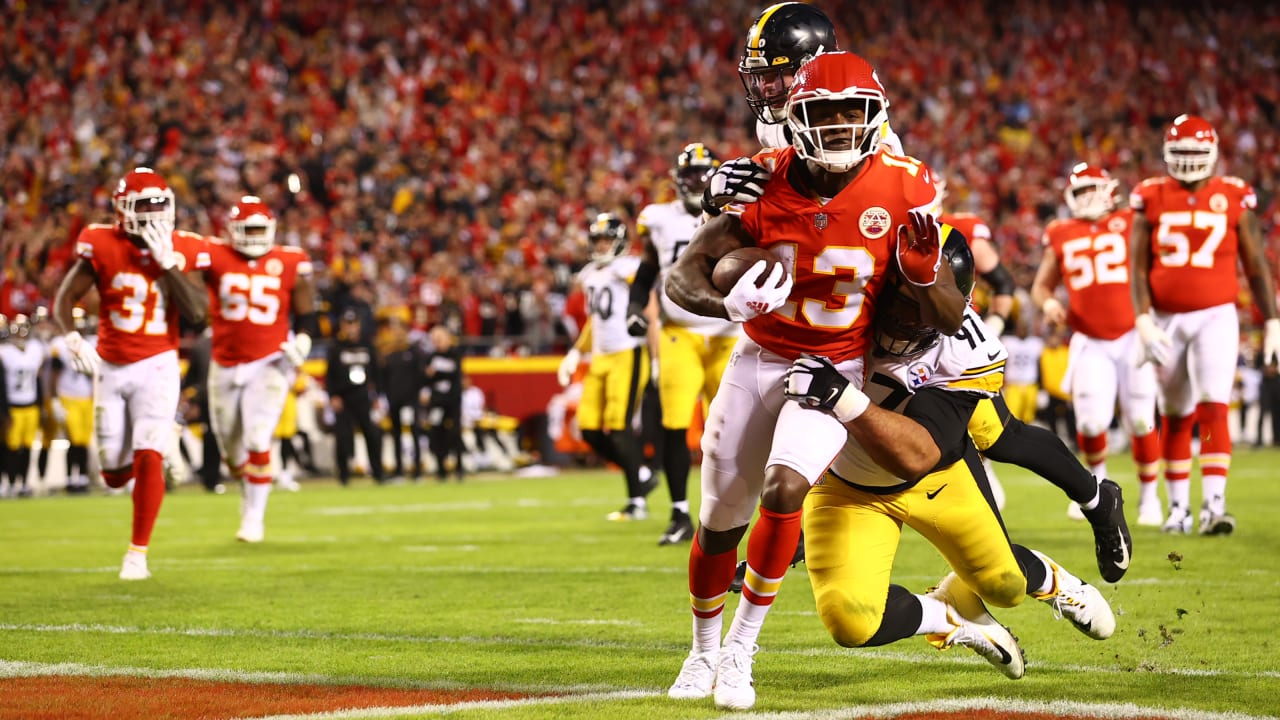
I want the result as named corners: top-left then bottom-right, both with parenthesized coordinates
top-left (724, 697), bottom-right (1280, 720)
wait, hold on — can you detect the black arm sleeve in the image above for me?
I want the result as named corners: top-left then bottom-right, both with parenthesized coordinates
top-left (628, 260), bottom-right (659, 311)
top-left (902, 388), bottom-right (982, 472)
top-left (294, 311), bottom-right (320, 337)
top-left (981, 263), bottom-right (1016, 305)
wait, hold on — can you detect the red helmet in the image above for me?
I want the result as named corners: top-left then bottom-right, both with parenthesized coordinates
top-left (1163, 114), bottom-right (1218, 183)
top-left (785, 51), bottom-right (889, 173)
top-left (1064, 162), bottom-right (1118, 220)
top-left (228, 195), bottom-right (276, 258)
top-left (113, 168), bottom-right (175, 237)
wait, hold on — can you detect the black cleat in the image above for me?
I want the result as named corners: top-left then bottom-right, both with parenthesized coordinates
top-left (729, 560), bottom-right (747, 594)
top-left (1082, 479), bottom-right (1132, 583)
top-left (658, 511), bottom-right (695, 546)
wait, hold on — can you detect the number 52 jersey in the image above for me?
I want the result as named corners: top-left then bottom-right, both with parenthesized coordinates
top-left (204, 239), bottom-right (313, 366)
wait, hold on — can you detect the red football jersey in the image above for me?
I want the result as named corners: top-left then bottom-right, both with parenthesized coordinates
top-left (735, 147), bottom-right (938, 362)
top-left (205, 240), bottom-right (313, 365)
top-left (75, 224), bottom-right (212, 365)
top-left (1129, 175), bottom-right (1257, 313)
top-left (1042, 209), bottom-right (1136, 340)
top-left (939, 212), bottom-right (992, 247)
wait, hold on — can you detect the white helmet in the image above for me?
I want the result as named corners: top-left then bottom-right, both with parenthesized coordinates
top-left (228, 195), bottom-right (276, 258)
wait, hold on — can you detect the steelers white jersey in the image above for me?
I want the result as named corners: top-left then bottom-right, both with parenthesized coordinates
top-left (48, 333), bottom-right (97, 399)
top-left (0, 339), bottom-right (48, 407)
top-left (579, 254), bottom-right (645, 355)
top-left (756, 119), bottom-right (905, 155)
top-left (827, 307), bottom-right (1007, 490)
top-left (638, 201), bottom-right (740, 337)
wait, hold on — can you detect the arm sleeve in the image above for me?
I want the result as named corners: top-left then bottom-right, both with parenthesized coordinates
top-left (903, 388), bottom-right (981, 471)
top-left (981, 263), bottom-right (1016, 303)
top-left (628, 260), bottom-right (659, 310)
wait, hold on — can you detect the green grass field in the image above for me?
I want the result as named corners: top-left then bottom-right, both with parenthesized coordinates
top-left (3, 449), bottom-right (1279, 719)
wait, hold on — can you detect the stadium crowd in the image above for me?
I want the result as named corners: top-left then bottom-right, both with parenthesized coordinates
top-left (4, 0), bottom-right (1280, 350)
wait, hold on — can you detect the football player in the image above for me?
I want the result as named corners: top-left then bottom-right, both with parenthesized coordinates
top-left (1130, 114), bottom-right (1280, 534)
top-left (627, 143), bottom-right (740, 546)
top-left (558, 213), bottom-right (657, 520)
top-left (0, 314), bottom-right (45, 497)
top-left (201, 196), bottom-right (317, 543)
top-left (664, 52), bottom-right (966, 711)
top-left (781, 232), bottom-right (1114, 685)
top-left (53, 167), bottom-right (210, 580)
top-left (1032, 163), bottom-right (1161, 524)
top-left (47, 308), bottom-right (98, 494)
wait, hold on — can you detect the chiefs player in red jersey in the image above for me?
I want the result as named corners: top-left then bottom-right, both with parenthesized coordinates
top-left (201, 196), bottom-right (317, 543)
top-left (1032, 163), bottom-right (1161, 525)
top-left (52, 167), bottom-right (210, 580)
top-left (1130, 114), bottom-right (1280, 535)
top-left (665, 51), bottom-right (966, 710)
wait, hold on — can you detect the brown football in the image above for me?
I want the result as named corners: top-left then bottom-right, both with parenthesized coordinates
top-left (712, 246), bottom-right (783, 294)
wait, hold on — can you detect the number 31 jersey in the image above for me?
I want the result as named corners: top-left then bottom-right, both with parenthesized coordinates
top-left (205, 240), bottom-right (312, 365)
top-left (1041, 208), bottom-right (1135, 340)
top-left (75, 224), bottom-right (212, 366)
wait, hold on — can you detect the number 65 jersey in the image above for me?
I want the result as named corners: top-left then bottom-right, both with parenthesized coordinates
top-left (204, 239), bottom-right (312, 366)
top-left (828, 306), bottom-right (1007, 492)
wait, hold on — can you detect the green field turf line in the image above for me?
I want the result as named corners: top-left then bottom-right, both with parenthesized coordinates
top-left (246, 690), bottom-right (660, 720)
top-left (733, 697), bottom-right (1280, 720)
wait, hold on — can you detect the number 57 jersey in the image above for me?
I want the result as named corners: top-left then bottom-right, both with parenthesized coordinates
top-left (205, 239), bottom-right (313, 366)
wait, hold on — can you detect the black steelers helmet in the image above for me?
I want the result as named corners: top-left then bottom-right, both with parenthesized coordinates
top-left (739, 3), bottom-right (839, 124)
top-left (672, 143), bottom-right (720, 214)
top-left (588, 213), bottom-right (629, 264)
top-left (873, 223), bottom-right (976, 357)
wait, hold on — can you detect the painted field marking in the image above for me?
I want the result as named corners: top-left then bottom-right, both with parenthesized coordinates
top-left (725, 696), bottom-right (1280, 720)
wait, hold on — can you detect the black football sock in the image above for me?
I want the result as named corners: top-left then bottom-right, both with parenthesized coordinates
top-left (985, 419), bottom-right (1097, 504)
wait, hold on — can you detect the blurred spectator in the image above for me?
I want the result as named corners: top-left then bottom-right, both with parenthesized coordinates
top-left (424, 325), bottom-right (465, 482)
top-left (325, 309), bottom-right (383, 486)
top-left (379, 316), bottom-right (425, 481)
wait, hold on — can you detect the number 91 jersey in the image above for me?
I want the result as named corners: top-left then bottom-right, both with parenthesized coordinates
top-left (1041, 208), bottom-right (1135, 340)
top-left (205, 239), bottom-right (313, 365)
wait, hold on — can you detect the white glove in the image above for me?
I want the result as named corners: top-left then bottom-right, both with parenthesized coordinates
top-left (280, 333), bottom-right (312, 368)
top-left (650, 356), bottom-right (660, 384)
top-left (1265, 319), bottom-right (1280, 367)
top-left (722, 261), bottom-right (793, 323)
top-left (783, 354), bottom-right (871, 423)
top-left (51, 398), bottom-right (67, 424)
top-left (1134, 312), bottom-right (1172, 367)
top-left (140, 220), bottom-right (177, 270)
top-left (702, 157), bottom-right (771, 214)
top-left (1040, 297), bottom-right (1067, 327)
top-left (983, 314), bottom-right (1006, 337)
top-left (557, 348), bottom-right (582, 387)
top-left (62, 331), bottom-right (100, 377)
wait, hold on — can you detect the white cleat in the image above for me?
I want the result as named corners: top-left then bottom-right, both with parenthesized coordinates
top-left (926, 573), bottom-right (1025, 679)
top-left (1197, 502), bottom-right (1236, 536)
top-left (713, 642), bottom-right (758, 710)
top-left (1066, 501), bottom-right (1086, 521)
top-left (119, 553), bottom-right (151, 581)
top-left (1032, 557), bottom-right (1115, 640)
top-left (276, 472), bottom-right (301, 492)
top-left (236, 520), bottom-right (265, 543)
top-left (1136, 500), bottom-right (1163, 527)
top-left (1162, 503), bottom-right (1193, 534)
top-left (667, 649), bottom-right (717, 700)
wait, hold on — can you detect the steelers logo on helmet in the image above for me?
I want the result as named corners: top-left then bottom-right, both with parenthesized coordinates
top-left (739, 2), bottom-right (839, 124)
top-left (874, 223), bottom-right (975, 357)
top-left (672, 143), bottom-right (721, 215)
top-left (588, 213), bottom-right (628, 264)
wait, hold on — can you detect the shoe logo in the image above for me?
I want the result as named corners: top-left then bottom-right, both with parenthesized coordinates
top-left (983, 631), bottom-right (1014, 665)
top-left (926, 484), bottom-right (947, 500)
top-left (1114, 528), bottom-right (1130, 570)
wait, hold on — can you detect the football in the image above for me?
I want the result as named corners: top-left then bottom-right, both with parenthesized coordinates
top-left (712, 246), bottom-right (784, 294)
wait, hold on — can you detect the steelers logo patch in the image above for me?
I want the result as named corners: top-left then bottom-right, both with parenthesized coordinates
top-left (266, 258), bottom-right (284, 276)
top-left (907, 362), bottom-right (933, 388)
top-left (1209, 193), bottom-right (1229, 213)
top-left (860, 207), bottom-right (891, 239)
top-left (1108, 216), bottom-right (1127, 233)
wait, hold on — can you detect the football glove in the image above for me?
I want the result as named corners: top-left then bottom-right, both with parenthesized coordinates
top-left (1134, 313), bottom-right (1172, 367)
top-left (701, 158), bottom-right (771, 215)
top-left (280, 333), bottom-right (312, 369)
top-left (1265, 319), bottom-right (1280, 367)
top-left (557, 348), bottom-right (582, 388)
top-left (784, 354), bottom-right (871, 423)
top-left (723, 261), bottom-right (792, 323)
top-left (625, 304), bottom-right (648, 337)
top-left (140, 220), bottom-right (177, 271)
top-left (62, 330), bottom-right (100, 377)
top-left (894, 211), bottom-right (943, 287)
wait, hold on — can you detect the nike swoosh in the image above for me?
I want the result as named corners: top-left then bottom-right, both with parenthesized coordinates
top-left (1114, 528), bottom-right (1130, 570)
top-left (990, 635), bottom-right (1014, 665)
top-left (824, 387), bottom-right (840, 406)
top-left (926, 484), bottom-right (947, 500)
top-left (987, 351), bottom-right (1001, 361)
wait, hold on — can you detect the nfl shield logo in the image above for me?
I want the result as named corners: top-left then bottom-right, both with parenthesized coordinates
top-left (814, 212), bottom-right (828, 230)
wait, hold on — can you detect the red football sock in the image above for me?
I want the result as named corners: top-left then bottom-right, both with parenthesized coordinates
top-left (1160, 414), bottom-right (1195, 483)
top-left (1196, 401), bottom-right (1231, 485)
top-left (102, 468), bottom-right (134, 489)
top-left (244, 449), bottom-right (273, 485)
top-left (688, 533), bottom-right (738, 618)
top-left (1078, 433), bottom-right (1108, 470)
top-left (1130, 430), bottom-right (1160, 485)
top-left (741, 507), bottom-right (803, 607)
top-left (131, 449), bottom-right (167, 547)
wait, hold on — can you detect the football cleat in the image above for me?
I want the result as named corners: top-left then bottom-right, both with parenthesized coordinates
top-left (1162, 503), bottom-right (1193, 534)
top-left (276, 472), bottom-right (302, 493)
top-left (236, 519), bottom-right (265, 543)
top-left (658, 511), bottom-right (695, 546)
top-left (1136, 500), bottom-right (1163, 527)
top-left (1066, 501), bottom-right (1086, 521)
top-left (118, 552), bottom-right (151, 581)
top-left (1198, 503), bottom-right (1236, 536)
top-left (926, 573), bottom-right (1025, 679)
top-left (1081, 479), bottom-right (1132, 583)
top-left (729, 560), bottom-right (747, 594)
top-left (713, 642), bottom-right (758, 710)
top-left (667, 649), bottom-right (717, 700)
top-left (1032, 553), bottom-right (1115, 640)
top-left (606, 504), bottom-right (648, 522)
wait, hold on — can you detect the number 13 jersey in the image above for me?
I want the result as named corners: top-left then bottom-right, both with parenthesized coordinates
top-left (205, 240), bottom-right (313, 365)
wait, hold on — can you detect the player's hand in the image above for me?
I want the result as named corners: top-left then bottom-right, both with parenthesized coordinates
top-left (62, 331), bottom-right (99, 377)
top-left (1040, 297), bottom-right (1067, 328)
top-left (1134, 313), bottom-right (1172, 367)
top-left (1264, 318), bottom-right (1280, 367)
top-left (557, 348), bottom-right (582, 388)
top-left (701, 158), bottom-right (771, 215)
top-left (140, 220), bottom-right (177, 271)
top-left (723, 261), bottom-right (792, 323)
top-left (625, 304), bottom-right (648, 337)
top-left (51, 398), bottom-right (67, 424)
top-left (895, 211), bottom-right (943, 287)
top-left (783, 354), bottom-right (870, 423)
top-left (280, 333), bottom-right (312, 368)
